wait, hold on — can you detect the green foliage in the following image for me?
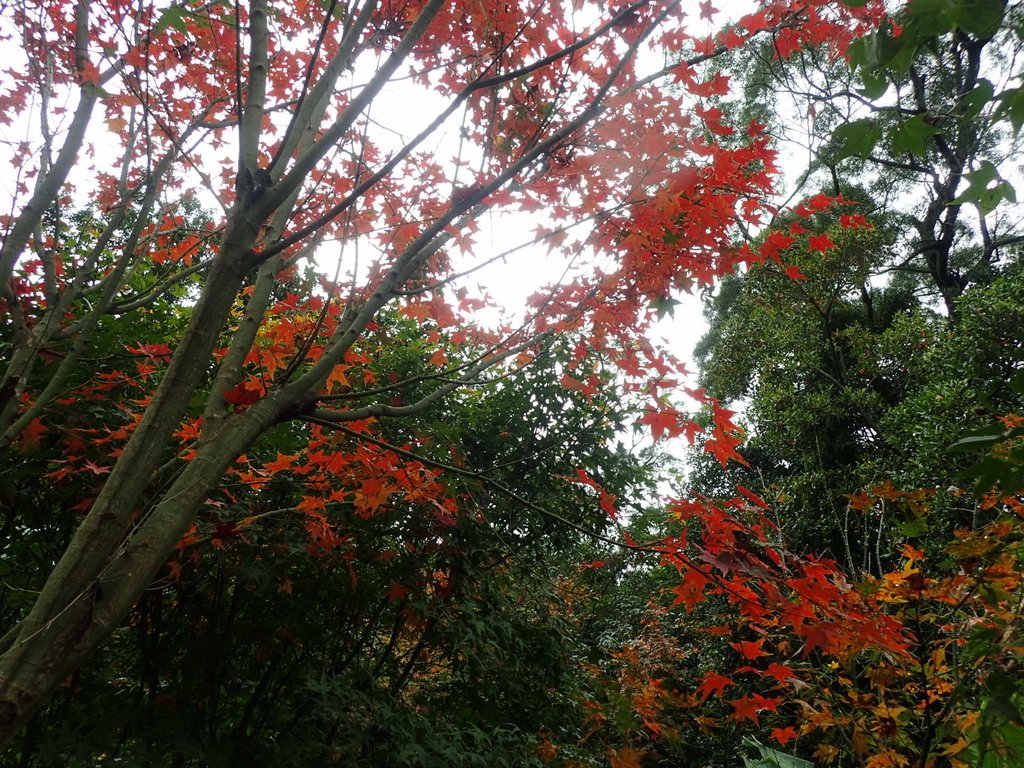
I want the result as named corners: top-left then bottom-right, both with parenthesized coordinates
top-left (832, 118), bottom-right (882, 161)
top-left (742, 737), bottom-right (812, 768)
top-left (952, 160), bottom-right (1017, 216)
top-left (693, 206), bottom-right (1024, 568)
top-left (1, 290), bottom-right (667, 765)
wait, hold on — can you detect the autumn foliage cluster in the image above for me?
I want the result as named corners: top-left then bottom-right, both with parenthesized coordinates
top-left (1, 0), bottom-right (1023, 765)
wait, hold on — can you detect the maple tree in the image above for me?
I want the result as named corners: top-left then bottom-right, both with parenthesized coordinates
top-left (8, 0), bottom-right (1022, 764)
top-left (3, 319), bottom-right (656, 763)
top-left (0, 0), bottom-right (898, 749)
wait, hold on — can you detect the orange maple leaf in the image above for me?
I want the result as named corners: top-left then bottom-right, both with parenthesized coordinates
top-left (263, 452), bottom-right (297, 474)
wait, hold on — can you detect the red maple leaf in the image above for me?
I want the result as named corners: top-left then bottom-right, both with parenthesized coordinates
top-left (704, 426), bottom-right (748, 467)
top-left (730, 695), bottom-right (763, 725)
top-left (703, 625), bottom-right (732, 636)
top-left (638, 406), bottom-right (684, 441)
top-left (736, 485), bottom-right (770, 510)
top-left (699, 0), bottom-right (719, 22)
top-left (730, 639), bottom-right (771, 660)
top-left (760, 230), bottom-right (796, 262)
top-left (19, 417), bottom-right (46, 450)
top-left (802, 622), bottom-right (842, 655)
top-left (730, 694), bottom-right (780, 725)
top-left (763, 662), bottom-right (796, 684)
top-left (669, 569), bottom-right (710, 610)
top-left (387, 583), bottom-right (409, 602)
top-left (771, 726), bottom-right (799, 746)
top-left (808, 233), bottom-right (836, 253)
top-left (697, 671), bottom-right (735, 701)
top-left (807, 193), bottom-right (836, 211)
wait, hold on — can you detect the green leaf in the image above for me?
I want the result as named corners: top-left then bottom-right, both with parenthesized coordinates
top-left (959, 456), bottom-right (1024, 497)
top-left (854, 26), bottom-right (914, 75)
top-left (846, 36), bottom-right (870, 73)
top-left (949, 433), bottom-right (1006, 452)
top-left (951, 0), bottom-right (1005, 37)
top-left (155, 5), bottom-right (188, 34)
top-left (858, 70), bottom-right (889, 99)
top-left (742, 737), bottom-right (813, 768)
top-left (904, 0), bottom-right (958, 37)
top-left (832, 118), bottom-right (882, 161)
top-left (951, 161), bottom-right (1016, 215)
top-left (650, 295), bottom-right (681, 320)
top-left (902, 0), bottom-right (1002, 39)
top-left (984, 672), bottom-right (1023, 716)
top-left (898, 518), bottom-right (929, 537)
top-left (995, 87), bottom-right (1024, 134)
top-left (890, 115), bottom-right (939, 157)
top-left (960, 79), bottom-right (996, 121)
top-left (1009, 370), bottom-right (1024, 397)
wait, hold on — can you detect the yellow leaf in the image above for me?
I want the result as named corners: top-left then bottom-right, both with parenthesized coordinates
top-left (872, 703), bottom-right (907, 720)
top-left (865, 749), bottom-right (909, 768)
top-left (814, 743), bottom-right (840, 764)
top-left (941, 737), bottom-right (970, 757)
top-left (106, 115), bottom-right (128, 133)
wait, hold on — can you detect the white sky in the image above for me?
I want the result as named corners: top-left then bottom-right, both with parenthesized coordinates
top-left (329, 4), bottom-right (749, 380)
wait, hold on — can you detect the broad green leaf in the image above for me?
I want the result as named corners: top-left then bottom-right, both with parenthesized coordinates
top-left (959, 456), bottom-right (1024, 497)
top-left (949, 432), bottom-right (1006, 452)
top-left (846, 36), bottom-right (870, 73)
top-left (951, 161), bottom-right (1016, 215)
top-left (858, 70), bottom-right (889, 99)
top-left (155, 6), bottom-right (188, 34)
top-left (887, 38), bottom-right (919, 75)
top-left (832, 118), bottom-right (882, 161)
top-left (960, 79), bottom-right (996, 121)
top-left (847, 23), bottom-right (915, 77)
top-left (876, 27), bottom-right (912, 70)
top-left (904, 0), bottom-right (958, 37)
top-left (906, 0), bottom-right (1004, 38)
top-left (995, 87), bottom-right (1024, 134)
top-left (890, 115), bottom-right (939, 157)
top-left (742, 737), bottom-right (814, 768)
top-left (951, 0), bottom-right (1005, 37)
